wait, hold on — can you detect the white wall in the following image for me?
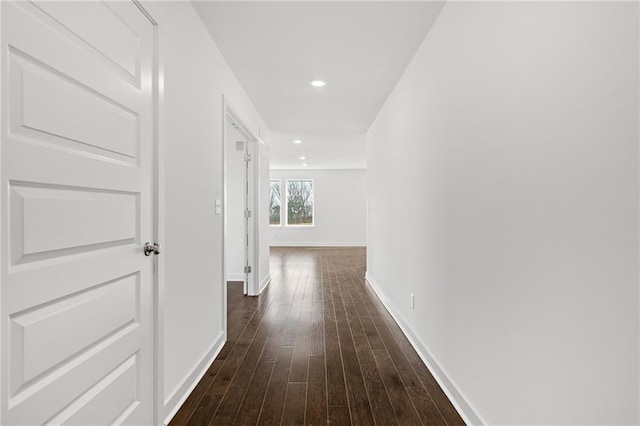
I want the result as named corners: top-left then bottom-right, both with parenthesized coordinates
top-left (366, 2), bottom-right (639, 425)
top-left (151, 1), bottom-right (269, 421)
top-left (270, 169), bottom-right (366, 246)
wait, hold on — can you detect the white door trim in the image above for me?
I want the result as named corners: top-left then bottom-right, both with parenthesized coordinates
top-left (0, 3), bottom-right (5, 424)
top-left (133, 2), bottom-right (164, 424)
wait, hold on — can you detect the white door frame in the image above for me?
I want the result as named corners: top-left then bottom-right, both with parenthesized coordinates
top-left (222, 98), bottom-right (263, 333)
top-left (1, 4), bottom-right (5, 424)
top-left (133, 2), bottom-right (164, 425)
top-left (123, 3), bottom-right (164, 424)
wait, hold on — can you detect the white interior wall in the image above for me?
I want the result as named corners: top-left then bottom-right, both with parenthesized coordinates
top-left (269, 169), bottom-right (366, 247)
top-left (366, 2), bottom-right (639, 425)
top-left (151, 1), bottom-right (270, 421)
top-left (225, 123), bottom-right (246, 281)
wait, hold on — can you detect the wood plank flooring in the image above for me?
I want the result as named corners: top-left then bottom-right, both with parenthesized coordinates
top-left (170, 247), bottom-right (465, 426)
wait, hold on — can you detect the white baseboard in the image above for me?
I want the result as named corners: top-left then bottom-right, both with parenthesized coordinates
top-left (163, 331), bottom-right (225, 424)
top-left (269, 242), bottom-right (366, 247)
top-left (365, 272), bottom-right (484, 426)
top-left (226, 273), bottom-right (245, 282)
top-left (259, 273), bottom-right (271, 293)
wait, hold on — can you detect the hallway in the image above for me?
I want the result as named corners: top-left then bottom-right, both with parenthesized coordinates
top-left (170, 248), bottom-right (464, 425)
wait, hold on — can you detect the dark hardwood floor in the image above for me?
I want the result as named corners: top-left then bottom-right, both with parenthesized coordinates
top-left (170, 247), bottom-right (465, 426)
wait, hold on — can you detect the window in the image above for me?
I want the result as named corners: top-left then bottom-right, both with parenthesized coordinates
top-left (286, 179), bottom-right (314, 226)
top-left (269, 180), bottom-right (281, 225)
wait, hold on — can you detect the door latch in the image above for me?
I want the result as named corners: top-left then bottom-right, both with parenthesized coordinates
top-left (144, 242), bottom-right (161, 256)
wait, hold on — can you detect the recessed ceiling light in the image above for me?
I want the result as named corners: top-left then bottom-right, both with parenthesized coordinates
top-left (309, 79), bottom-right (327, 88)
top-left (299, 156), bottom-right (306, 160)
top-left (293, 139), bottom-right (302, 144)
top-left (302, 163), bottom-right (308, 167)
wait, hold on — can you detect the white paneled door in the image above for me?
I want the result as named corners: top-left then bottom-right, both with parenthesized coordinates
top-left (1, 1), bottom-right (156, 424)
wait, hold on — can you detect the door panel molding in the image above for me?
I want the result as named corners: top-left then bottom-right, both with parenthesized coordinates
top-left (0, 1), bottom-right (159, 424)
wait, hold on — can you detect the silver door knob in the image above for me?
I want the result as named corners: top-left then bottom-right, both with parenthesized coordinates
top-left (144, 242), bottom-right (161, 256)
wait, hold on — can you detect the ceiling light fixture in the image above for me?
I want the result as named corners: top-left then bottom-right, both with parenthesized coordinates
top-left (299, 156), bottom-right (306, 160)
top-left (293, 139), bottom-right (302, 144)
top-left (309, 79), bottom-right (327, 88)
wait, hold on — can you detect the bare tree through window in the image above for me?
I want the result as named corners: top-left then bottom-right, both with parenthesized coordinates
top-left (269, 180), bottom-right (281, 225)
top-left (286, 180), bottom-right (314, 225)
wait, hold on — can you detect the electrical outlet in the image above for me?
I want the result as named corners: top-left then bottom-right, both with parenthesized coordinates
top-left (410, 293), bottom-right (415, 309)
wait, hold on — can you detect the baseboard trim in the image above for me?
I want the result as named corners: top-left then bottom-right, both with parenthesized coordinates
top-left (365, 272), bottom-right (484, 426)
top-left (163, 331), bottom-right (225, 424)
top-left (270, 242), bottom-right (366, 247)
top-left (226, 273), bottom-right (244, 282)
top-left (259, 273), bottom-right (271, 294)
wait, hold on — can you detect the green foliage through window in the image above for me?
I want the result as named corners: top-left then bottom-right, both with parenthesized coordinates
top-left (286, 180), bottom-right (313, 225)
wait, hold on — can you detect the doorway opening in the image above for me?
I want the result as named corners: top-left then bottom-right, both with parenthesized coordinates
top-left (223, 100), bottom-right (261, 303)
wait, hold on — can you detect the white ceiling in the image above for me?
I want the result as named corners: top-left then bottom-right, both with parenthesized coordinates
top-left (192, 1), bottom-right (445, 168)
top-left (269, 132), bottom-right (366, 170)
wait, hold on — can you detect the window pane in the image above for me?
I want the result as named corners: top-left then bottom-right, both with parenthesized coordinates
top-left (286, 180), bottom-right (314, 225)
top-left (269, 180), bottom-right (281, 225)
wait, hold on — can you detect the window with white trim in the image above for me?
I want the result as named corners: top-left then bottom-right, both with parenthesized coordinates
top-left (269, 179), bottom-right (281, 226)
top-left (286, 179), bottom-right (314, 226)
